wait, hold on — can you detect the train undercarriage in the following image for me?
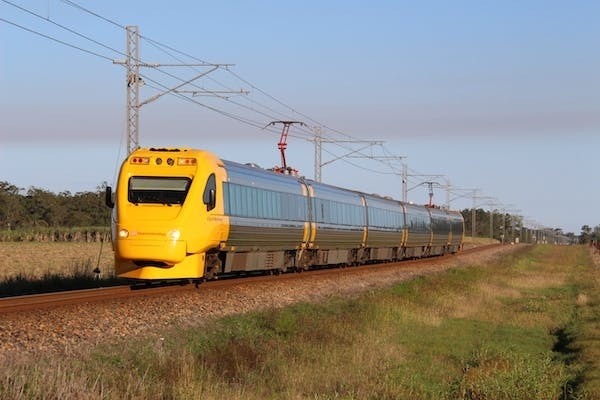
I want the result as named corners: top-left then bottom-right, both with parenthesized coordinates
top-left (203, 244), bottom-right (461, 280)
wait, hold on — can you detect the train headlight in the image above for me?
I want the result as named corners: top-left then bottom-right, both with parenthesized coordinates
top-left (167, 229), bottom-right (181, 240)
top-left (118, 229), bottom-right (129, 238)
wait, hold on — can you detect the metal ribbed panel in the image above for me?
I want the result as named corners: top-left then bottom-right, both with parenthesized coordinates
top-left (227, 218), bottom-right (304, 251)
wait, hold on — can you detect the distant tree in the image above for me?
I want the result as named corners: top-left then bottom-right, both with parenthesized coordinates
top-left (593, 225), bottom-right (600, 243)
top-left (63, 190), bottom-right (108, 226)
top-left (23, 187), bottom-right (61, 227)
top-left (461, 208), bottom-right (519, 241)
top-left (580, 225), bottom-right (592, 244)
top-left (0, 181), bottom-right (26, 229)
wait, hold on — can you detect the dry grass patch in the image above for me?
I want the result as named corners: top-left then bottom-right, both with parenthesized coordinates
top-left (394, 300), bottom-right (446, 326)
top-left (477, 281), bottom-right (522, 299)
top-left (576, 293), bottom-right (589, 306)
top-left (508, 273), bottom-right (568, 290)
top-left (0, 242), bottom-right (114, 279)
top-left (462, 236), bottom-right (500, 247)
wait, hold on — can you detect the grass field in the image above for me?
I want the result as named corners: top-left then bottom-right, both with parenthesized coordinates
top-left (1, 244), bottom-right (598, 399)
top-left (0, 241), bottom-right (118, 296)
top-left (0, 242), bottom-right (115, 280)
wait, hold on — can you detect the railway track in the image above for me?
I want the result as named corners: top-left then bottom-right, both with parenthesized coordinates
top-left (0, 244), bottom-right (501, 314)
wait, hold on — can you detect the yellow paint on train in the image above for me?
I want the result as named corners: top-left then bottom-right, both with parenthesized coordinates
top-left (110, 148), bottom-right (228, 279)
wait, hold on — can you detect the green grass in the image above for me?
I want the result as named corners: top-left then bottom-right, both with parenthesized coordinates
top-left (2, 244), bottom-right (599, 399)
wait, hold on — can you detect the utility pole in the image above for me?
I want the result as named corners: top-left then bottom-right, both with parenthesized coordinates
top-left (445, 178), bottom-right (451, 209)
top-left (309, 130), bottom-right (412, 202)
top-left (481, 200), bottom-right (501, 241)
top-left (471, 189), bottom-right (479, 239)
top-left (346, 154), bottom-right (407, 198)
top-left (124, 26), bottom-right (139, 155)
top-left (313, 126), bottom-right (323, 182)
top-left (499, 205), bottom-right (519, 244)
top-left (114, 26), bottom-right (238, 155)
top-left (309, 128), bottom-right (385, 182)
top-left (402, 162), bottom-right (408, 203)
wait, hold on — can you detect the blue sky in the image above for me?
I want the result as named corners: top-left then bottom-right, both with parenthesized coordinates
top-left (1, 1), bottom-right (599, 234)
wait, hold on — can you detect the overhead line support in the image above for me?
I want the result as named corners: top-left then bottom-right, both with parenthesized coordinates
top-left (113, 25), bottom-right (239, 155)
top-left (310, 128), bottom-right (385, 183)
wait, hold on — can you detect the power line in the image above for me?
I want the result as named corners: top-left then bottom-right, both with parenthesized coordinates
top-left (1, 3), bottom-right (448, 198)
top-left (61, 0), bottom-right (125, 30)
top-left (2, 0), bottom-right (125, 58)
top-left (139, 72), bottom-right (268, 130)
top-left (11, 0), bottom-right (465, 204)
top-left (0, 17), bottom-right (114, 61)
top-left (56, 1), bottom-right (363, 144)
top-left (55, 0), bottom-right (426, 194)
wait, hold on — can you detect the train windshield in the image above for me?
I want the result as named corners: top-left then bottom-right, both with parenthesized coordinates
top-left (128, 177), bottom-right (191, 205)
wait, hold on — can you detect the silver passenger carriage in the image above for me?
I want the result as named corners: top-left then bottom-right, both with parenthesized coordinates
top-left (447, 210), bottom-right (464, 253)
top-left (221, 161), bottom-right (308, 273)
top-left (428, 207), bottom-right (451, 256)
top-left (363, 194), bottom-right (405, 262)
top-left (404, 203), bottom-right (432, 257)
top-left (309, 181), bottom-right (366, 266)
top-left (216, 159), bottom-right (464, 274)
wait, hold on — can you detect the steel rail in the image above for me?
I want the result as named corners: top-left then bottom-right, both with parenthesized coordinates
top-left (0, 244), bottom-right (502, 314)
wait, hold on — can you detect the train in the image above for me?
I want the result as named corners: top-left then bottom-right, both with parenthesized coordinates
top-left (105, 147), bottom-right (464, 281)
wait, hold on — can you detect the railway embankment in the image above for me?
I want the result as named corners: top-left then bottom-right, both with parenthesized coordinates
top-left (0, 244), bottom-right (512, 357)
top-left (2, 244), bottom-right (598, 398)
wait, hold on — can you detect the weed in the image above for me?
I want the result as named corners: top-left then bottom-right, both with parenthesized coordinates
top-left (2, 245), bottom-right (599, 399)
top-left (0, 258), bottom-right (124, 297)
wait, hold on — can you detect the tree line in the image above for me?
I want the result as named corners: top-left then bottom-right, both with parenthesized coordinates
top-left (0, 181), bottom-right (109, 230)
top-left (579, 225), bottom-right (600, 245)
top-left (460, 208), bottom-right (599, 244)
top-left (0, 180), bottom-right (595, 244)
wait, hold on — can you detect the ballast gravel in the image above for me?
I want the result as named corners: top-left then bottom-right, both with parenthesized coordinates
top-left (0, 245), bottom-right (517, 363)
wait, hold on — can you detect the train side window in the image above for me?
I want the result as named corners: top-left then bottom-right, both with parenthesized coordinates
top-left (203, 174), bottom-right (216, 211)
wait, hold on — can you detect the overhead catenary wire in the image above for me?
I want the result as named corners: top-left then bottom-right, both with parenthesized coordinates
top-left (55, 2), bottom-right (376, 144)
top-left (61, 0), bottom-right (125, 30)
top-left (1, 0), bottom-right (126, 59)
top-left (0, 3), bottom-right (279, 135)
top-left (0, 17), bottom-right (115, 62)
top-left (4, 0), bottom-right (492, 207)
top-left (53, 1), bottom-right (378, 145)
top-left (0, 5), bottom-right (439, 200)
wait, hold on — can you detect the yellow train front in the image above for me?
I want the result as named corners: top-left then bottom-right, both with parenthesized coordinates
top-left (106, 148), bottom-right (229, 280)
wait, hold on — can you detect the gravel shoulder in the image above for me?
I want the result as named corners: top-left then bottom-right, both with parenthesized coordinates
top-left (0, 245), bottom-right (518, 363)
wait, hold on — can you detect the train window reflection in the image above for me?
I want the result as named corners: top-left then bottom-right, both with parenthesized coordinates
top-left (223, 182), bottom-right (307, 221)
top-left (129, 176), bottom-right (191, 205)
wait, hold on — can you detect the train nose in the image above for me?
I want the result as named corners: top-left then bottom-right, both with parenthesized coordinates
top-left (116, 229), bottom-right (187, 264)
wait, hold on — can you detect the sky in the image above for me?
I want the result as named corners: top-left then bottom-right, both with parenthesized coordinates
top-left (1, 0), bottom-right (599, 234)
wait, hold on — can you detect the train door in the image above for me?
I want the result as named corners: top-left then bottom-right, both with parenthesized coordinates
top-left (299, 178), bottom-right (316, 250)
